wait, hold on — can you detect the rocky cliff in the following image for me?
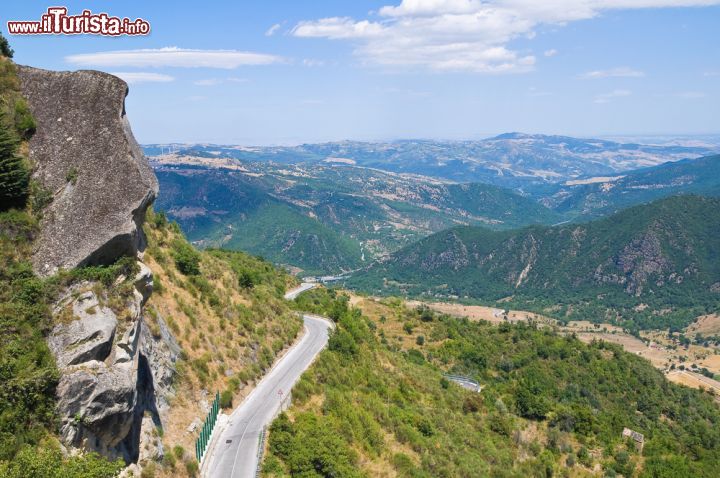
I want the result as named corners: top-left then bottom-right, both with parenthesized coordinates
top-left (18, 66), bottom-right (158, 276)
top-left (18, 66), bottom-right (175, 465)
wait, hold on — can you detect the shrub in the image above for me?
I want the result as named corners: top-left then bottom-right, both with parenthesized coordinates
top-left (0, 445), bottom-right (123, 478)
top-left (184, 459), bottom-right (198, 477)
top-left (0, 118), bottom-right (29, 211)
top-left (220, 389), bottom-right (233, 409)
top-left (140, 461), bottom-right (156, 478)
top-left (0, 33), bottom-right (13, 58)
top-left (65, 167), bottom-right (78, 185)
top-left (13, 99), bottom-right (35, 139)
top-left (171, 240), bottom-right (201, 275)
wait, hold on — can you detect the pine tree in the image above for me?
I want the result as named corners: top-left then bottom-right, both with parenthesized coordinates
top-left (0, 120), bottom-right (29, 210)
top-left (0, 33), bottom-right (13, 59)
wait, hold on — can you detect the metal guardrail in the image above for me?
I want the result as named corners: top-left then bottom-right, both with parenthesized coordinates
top-left (255, 426), bottom-right (267, 478)
top-left (196, 392), bottom-right (220, 464)
top-left (254, 390), bottom-right (293, 476)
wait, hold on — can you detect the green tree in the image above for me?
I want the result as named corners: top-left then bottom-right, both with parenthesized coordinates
top-left (171, 240), bottom-right (201, 275)
top-left (0, 119), bottom-right (29, 210)
top-left (0, 33), bottom-right (13, 59)
top-left (0, 445), bottom-right (123, 478)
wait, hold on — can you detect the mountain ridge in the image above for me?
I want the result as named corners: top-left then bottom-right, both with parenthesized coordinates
top-left (347, 195), bottom-right (720, 330)
top-left (144, 133), bottom-right (718, 189)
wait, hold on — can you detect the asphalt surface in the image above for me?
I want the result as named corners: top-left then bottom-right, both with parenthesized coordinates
top-left (206, 314), bottom-right (332, 478)
top-left (283, 282), bottom-right (317, 300)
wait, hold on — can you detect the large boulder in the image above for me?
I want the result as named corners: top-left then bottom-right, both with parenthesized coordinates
top-left (49, 263), bottom-right (176, 463)
top-left (48, 290), bottom-right (117, 368)
top-left (17, 66), bottom-right (158, 276)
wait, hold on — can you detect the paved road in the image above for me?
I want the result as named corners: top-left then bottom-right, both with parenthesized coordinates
top-left (206, 314), bottom-right (332, 478)
top-left (283, 282), bottom-right (317, 300)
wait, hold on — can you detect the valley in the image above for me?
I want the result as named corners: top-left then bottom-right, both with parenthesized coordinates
top-left (3, 3), bottom-right (719, 477)
top-left (347, 195), bottom-right (720, 332)
top-left (146, 142), bottom-right (720, 279)
top-left (400, 297), bottom-right (720, 396)
top-left (150, 151), bottom-right (561, 274)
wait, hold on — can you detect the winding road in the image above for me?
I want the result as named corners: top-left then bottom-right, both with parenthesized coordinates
top-left (205, 284), bottom-right (332, 478)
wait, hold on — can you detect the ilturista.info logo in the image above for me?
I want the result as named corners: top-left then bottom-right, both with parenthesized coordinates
top-left (7, 7), bottom-right (150, 36)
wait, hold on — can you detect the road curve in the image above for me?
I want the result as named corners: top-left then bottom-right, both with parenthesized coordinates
top-left (206, 314), bottom-right (333, 478)
top-left (283, 282), bottom-right (317, 300)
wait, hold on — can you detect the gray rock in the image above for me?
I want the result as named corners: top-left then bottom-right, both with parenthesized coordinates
top-left (17, 66), bottom-right (158, 276)
top-left (133, 261), bottom-right (154, 304)
top-left (48, 291), bottom-right (117, 368)
top-left (58, 363), bottom-right (138, 451)
top-left (139, 310), bottom-right (180, 412)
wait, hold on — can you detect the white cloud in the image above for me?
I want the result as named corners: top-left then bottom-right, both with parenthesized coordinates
top-left (578, 67), bottom-right (645, 79)
top-left (194, 77), bottom-right (248, 86)
top-left (109, 72), bottom-right (174, 84)
top-left (265, 23), bottom-right (282, 36)
top-left (66, 47), bottom-right (283, 69)
top-left (594, 89), bottom-right (632, 103)
top-left (194, 78), bottom-right (222, 86)
top-left (291, 0), bottom-right (720, 73)
top-left (544, 49), bottom-right (558, 57)
top-left (704, 71), bottom-right (720, 77)
top-left (302, 59), bottom-right (325, 67)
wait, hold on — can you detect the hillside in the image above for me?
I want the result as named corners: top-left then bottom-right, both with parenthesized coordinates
top-left (153, 160), bottom-right (559, 274)
top-left (0, 54), bottom-right (304, 478)
top-left (262, 290), bottom-right (720, 477)
top-left (348, 195), bottom-right (720, 331)
top-left (141, 210), bottom-right (303, 477)
top-left (542, 154), bottom-right (720, 219)
top-left (144, 135), bottom-right (717, 189)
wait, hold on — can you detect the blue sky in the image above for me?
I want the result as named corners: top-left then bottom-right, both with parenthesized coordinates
top-left (4, 1), bottom-right (719, 144)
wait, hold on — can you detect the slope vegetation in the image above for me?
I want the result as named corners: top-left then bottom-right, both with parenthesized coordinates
top-left (545, 154), bottom-right (720, 218)
top-left (263, 290), bottom-right (720, 477)
top-left (348, 195), bottom-right (720, 331)
top-left (153, 161), bottom-right (559, 274)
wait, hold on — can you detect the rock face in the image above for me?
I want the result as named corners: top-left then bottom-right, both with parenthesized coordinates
top-left (49, 266), bottom-right (179, 463)
top-left (18, 66), bottom-right (176, 467)
top-left (17, 66), bottom-right (158, 276)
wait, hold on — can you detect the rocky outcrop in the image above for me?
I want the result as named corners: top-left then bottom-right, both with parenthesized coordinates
top-left (18, 66), bottom-right (158, 276)
top-left (18, 66), bottom-right (175, 468)
top-left (49, 264), bottom-right (179, 463)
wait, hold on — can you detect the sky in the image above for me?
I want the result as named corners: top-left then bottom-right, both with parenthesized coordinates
top-left (3, 1), bottom-right (719, 145)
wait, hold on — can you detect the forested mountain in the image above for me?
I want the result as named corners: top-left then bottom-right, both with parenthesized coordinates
top-left (540, 154), bottom-right (720, 219)
top-left (347, 195), bottom-right (720, 330)
top-left (153, 160), bottom-right (559, 274)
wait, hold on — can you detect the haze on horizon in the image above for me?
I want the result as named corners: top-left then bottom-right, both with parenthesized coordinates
top-left (5, 0), bottom-right (720, 145)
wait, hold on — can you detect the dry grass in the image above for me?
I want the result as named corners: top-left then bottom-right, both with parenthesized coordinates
top-left (666, 370), bottom-right (720, 395)
top-left (687, 314), bottom-right (720, 335)
top-left (142, 221), bottom-right (302, 476)
top-left (405, 300), bottom-right (552, 325)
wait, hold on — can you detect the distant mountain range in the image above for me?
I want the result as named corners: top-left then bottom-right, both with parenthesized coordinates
top-left (152, 159), bottom-right (559, 274)
top-left (538, 154), bottom-right (720, 219)
top-left (144, 137), bottom-right (720, 278)
top-left (347, 195), bottom-right (720, 330)
top-left (144, 133), bottom-right (718, 189)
